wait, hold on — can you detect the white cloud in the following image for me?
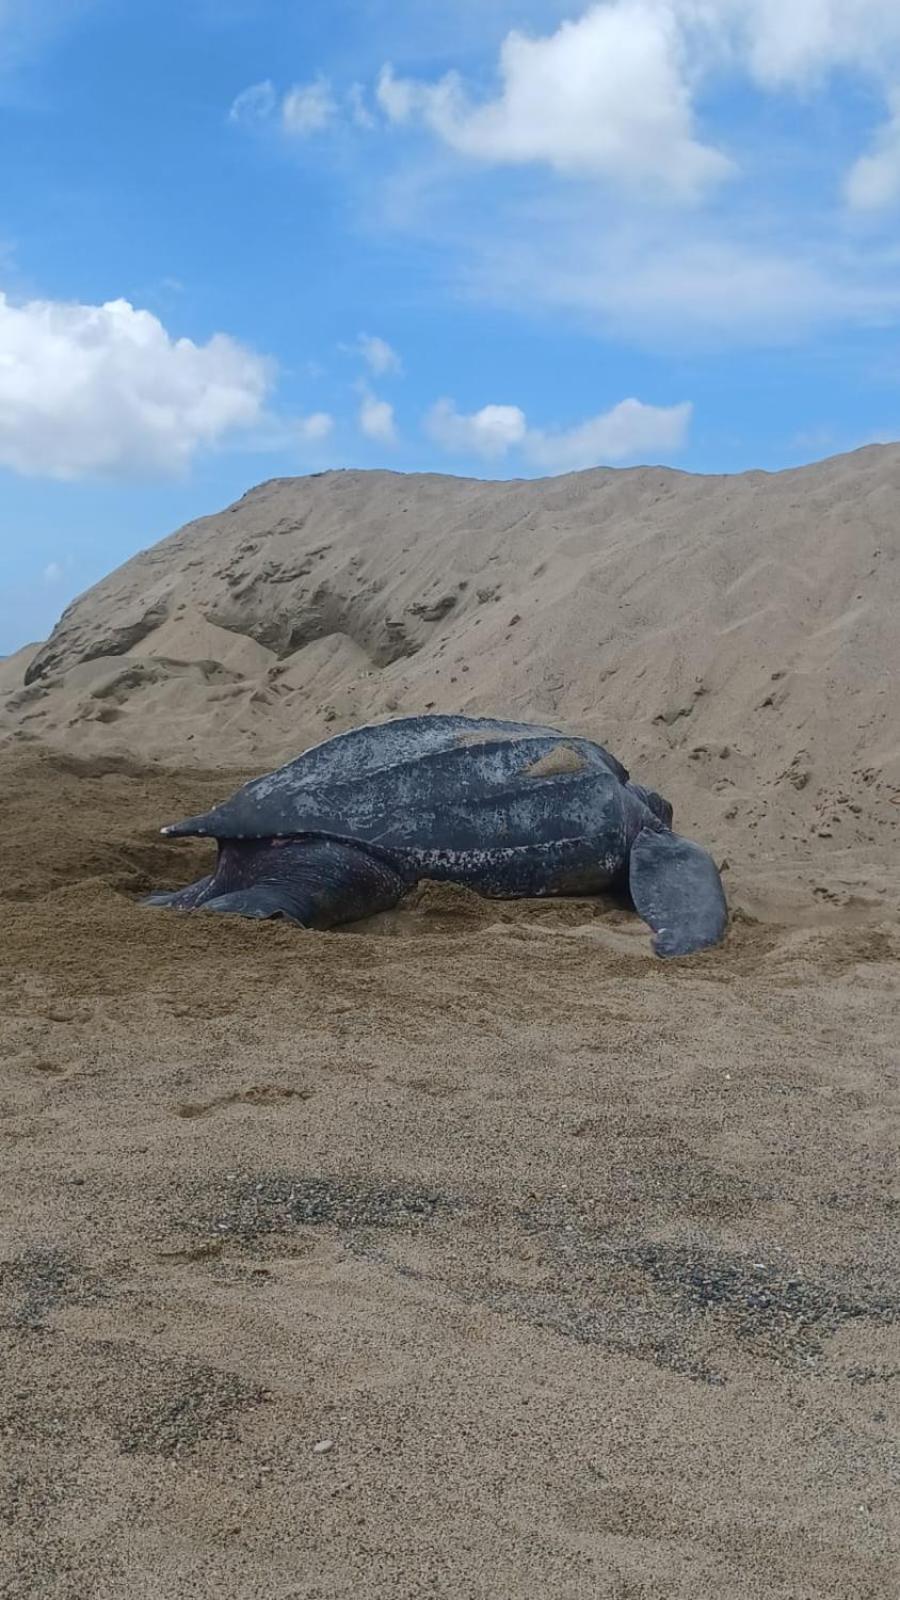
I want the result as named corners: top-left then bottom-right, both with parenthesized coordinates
top-left (43, 560), bottom-right (63, 583)
top-left (723, 0), bottom-right (900, 90)
top-left (464, 195), bottom-right (900, 345)
top-left (282, 77), bottom-right (336, 135)
top-left (375, 2), bottom-right (900, 207)
top-left (228, 79), bottom-right (276, 125)
top-left (356, 333), bottom-right (402, 375)
top-left (375, 64), bottom-right (416, 124)
top-left (425, 399), bottom-right (527, 459)
top-left (425, 394), bottom-right (690, 468)
top-left (526, 397), bottom-right (692, 469)
top-left (227, 2), bottom-right (900, 214)
top-left (845, 92), bottom-right (900, 211)
top-left (229, 75), bottom-right (338, 138)
top-left (353, 5), bottom-right (900, 347)
top-left (359, 389), bottom-right (397, 443)
top-left (377, 4), bottom-right (734, 199)
top-left (0, 292), bottom-right (272, 479)
top-left (348, 81), bottom-right (376, 130)
top-left (297, 411), bottom-right (334, 442)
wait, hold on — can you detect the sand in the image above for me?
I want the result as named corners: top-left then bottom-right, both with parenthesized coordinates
top-left (1, 451), bottom-right (899, 1597)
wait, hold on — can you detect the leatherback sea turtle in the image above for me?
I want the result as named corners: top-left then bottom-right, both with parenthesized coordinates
top-left (147, 714), bottom-right (727, 957)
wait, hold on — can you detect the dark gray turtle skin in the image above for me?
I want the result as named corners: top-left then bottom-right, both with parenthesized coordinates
top-left (147, 713), bottom-right (727, 957)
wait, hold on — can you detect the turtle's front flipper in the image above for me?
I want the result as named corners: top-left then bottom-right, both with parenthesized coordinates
top-left (201, 838), bottom-right (406, 930)
top-left (628, 828), bottom-right (727, 958)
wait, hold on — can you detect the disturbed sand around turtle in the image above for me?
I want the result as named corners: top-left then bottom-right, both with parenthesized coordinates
top-left (0, 749), bottom-right (897, 1598)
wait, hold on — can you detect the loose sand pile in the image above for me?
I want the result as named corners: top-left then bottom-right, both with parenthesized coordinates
top-left (1, 450), bottom-right (898, 1597)
top-left (5, 447), bottom-right (899, 917)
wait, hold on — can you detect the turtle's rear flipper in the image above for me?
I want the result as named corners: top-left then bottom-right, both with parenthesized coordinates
top-left (201, 886), bottom-right (310, 923)
top-left (200, 839), bottom-right (406, 930)
top-left (142, 875), bottom-right (215, 911)
top-left (629, 828), bottom-right (727, 958)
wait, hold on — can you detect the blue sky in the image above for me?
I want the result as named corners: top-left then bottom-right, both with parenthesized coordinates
top-left (3, 0), bottom-right (900, 651)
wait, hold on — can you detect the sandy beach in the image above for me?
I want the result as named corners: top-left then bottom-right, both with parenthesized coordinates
top-left (2, 456), bottom-right (899, 1597)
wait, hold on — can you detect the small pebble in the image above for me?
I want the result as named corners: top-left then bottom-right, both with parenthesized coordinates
top-left (313, 1439), bottom-right (334, 1455)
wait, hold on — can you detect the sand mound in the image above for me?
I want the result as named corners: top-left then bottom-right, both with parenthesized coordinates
top-left (0, 641), bottom-right (41, 694)
top-left (3, 448), bottom-right (899, 916)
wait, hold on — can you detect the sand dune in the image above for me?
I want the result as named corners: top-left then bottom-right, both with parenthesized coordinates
top-left (4, 447), bottom-right (899, 916)
top-left (0, 642), bottom-right (40, 695)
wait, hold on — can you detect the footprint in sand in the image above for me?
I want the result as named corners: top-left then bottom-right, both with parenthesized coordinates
top-left (173, 1084), bottom-right (313, 1120)
top-left (388, 1074), bottom-right (461, 1100)
top-left (37, 1004), bottom-right (94, 1026)
top-left (4, 1053), bottom-right (74, 1082)
top-left (30, 1059), bottom-right (72, 1079)
top-left (154, 1241), bottom-right (224, 1265)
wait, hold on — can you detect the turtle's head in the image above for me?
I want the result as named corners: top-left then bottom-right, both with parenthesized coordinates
top-left (161, 813), bottom-right (216, 838)
top-left (627, 782), bottom-right (673, 830)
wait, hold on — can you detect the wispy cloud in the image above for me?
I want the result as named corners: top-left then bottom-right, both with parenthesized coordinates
top-left (348, 81), bottom-right (376, 130)
top-left (296, 411), bottom-right (334, 443)
top-left (845, 90), bottom-right (900, 212)
top-left (425, 399), bottom-right (526, 459)
top-left (425, 393), bottom-right (691, 469)
top-left (526, 397), bottom-right (692, 470)
top-left (466, 210), bottom-right (900, 347)
top-left (229, 75), bottom-right (355, 139)
top-left (358, 387), bottom-right (397, 443)
top-left (281, 77), bottom-right (337, 136)
top-left (228, 79), bottom-right (276, 125)
top-left (355, 332), bottom-right (402, 376)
